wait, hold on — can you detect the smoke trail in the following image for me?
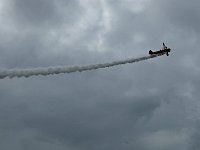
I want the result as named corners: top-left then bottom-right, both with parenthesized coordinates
top-left (0, 54), bottom-right (162, 79)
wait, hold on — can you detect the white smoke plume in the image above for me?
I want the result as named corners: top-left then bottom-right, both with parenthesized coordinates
top-left (0, 54), bottom-right (162, 79)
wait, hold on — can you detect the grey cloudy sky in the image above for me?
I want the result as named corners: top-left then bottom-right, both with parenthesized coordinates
top-left (0, 0), bottom-right (200, 149)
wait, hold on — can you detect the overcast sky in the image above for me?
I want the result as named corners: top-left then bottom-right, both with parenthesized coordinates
top-left (0, 0), bottom-right (200, 149)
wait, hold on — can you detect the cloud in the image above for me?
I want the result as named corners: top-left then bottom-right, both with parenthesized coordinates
top-left (0, 0), bottom-right (200, 150)
top-left (136, 129), bottom-right (190, 150)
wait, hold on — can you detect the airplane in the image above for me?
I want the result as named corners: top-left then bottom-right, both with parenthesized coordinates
top-left (149, 43), bottom-right (171, 56)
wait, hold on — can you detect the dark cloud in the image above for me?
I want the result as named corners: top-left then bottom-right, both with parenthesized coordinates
top-left (151, 0), bottom-right (200, 33)
top-left (189, 122), bottom-right (200, 150)
top-left (0, 0), bottom-right (200, 149)
top-left (13, 0), bottom-right (58, 24)
top-left (11, 0), bottom-right (82, 27)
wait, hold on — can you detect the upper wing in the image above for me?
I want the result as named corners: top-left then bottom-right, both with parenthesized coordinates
top-left (162, 42), bottom-right (167, 49)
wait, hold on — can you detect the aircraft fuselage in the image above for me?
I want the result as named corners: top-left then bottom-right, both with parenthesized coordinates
top-left (149, 48), bottom-right (171, 56)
